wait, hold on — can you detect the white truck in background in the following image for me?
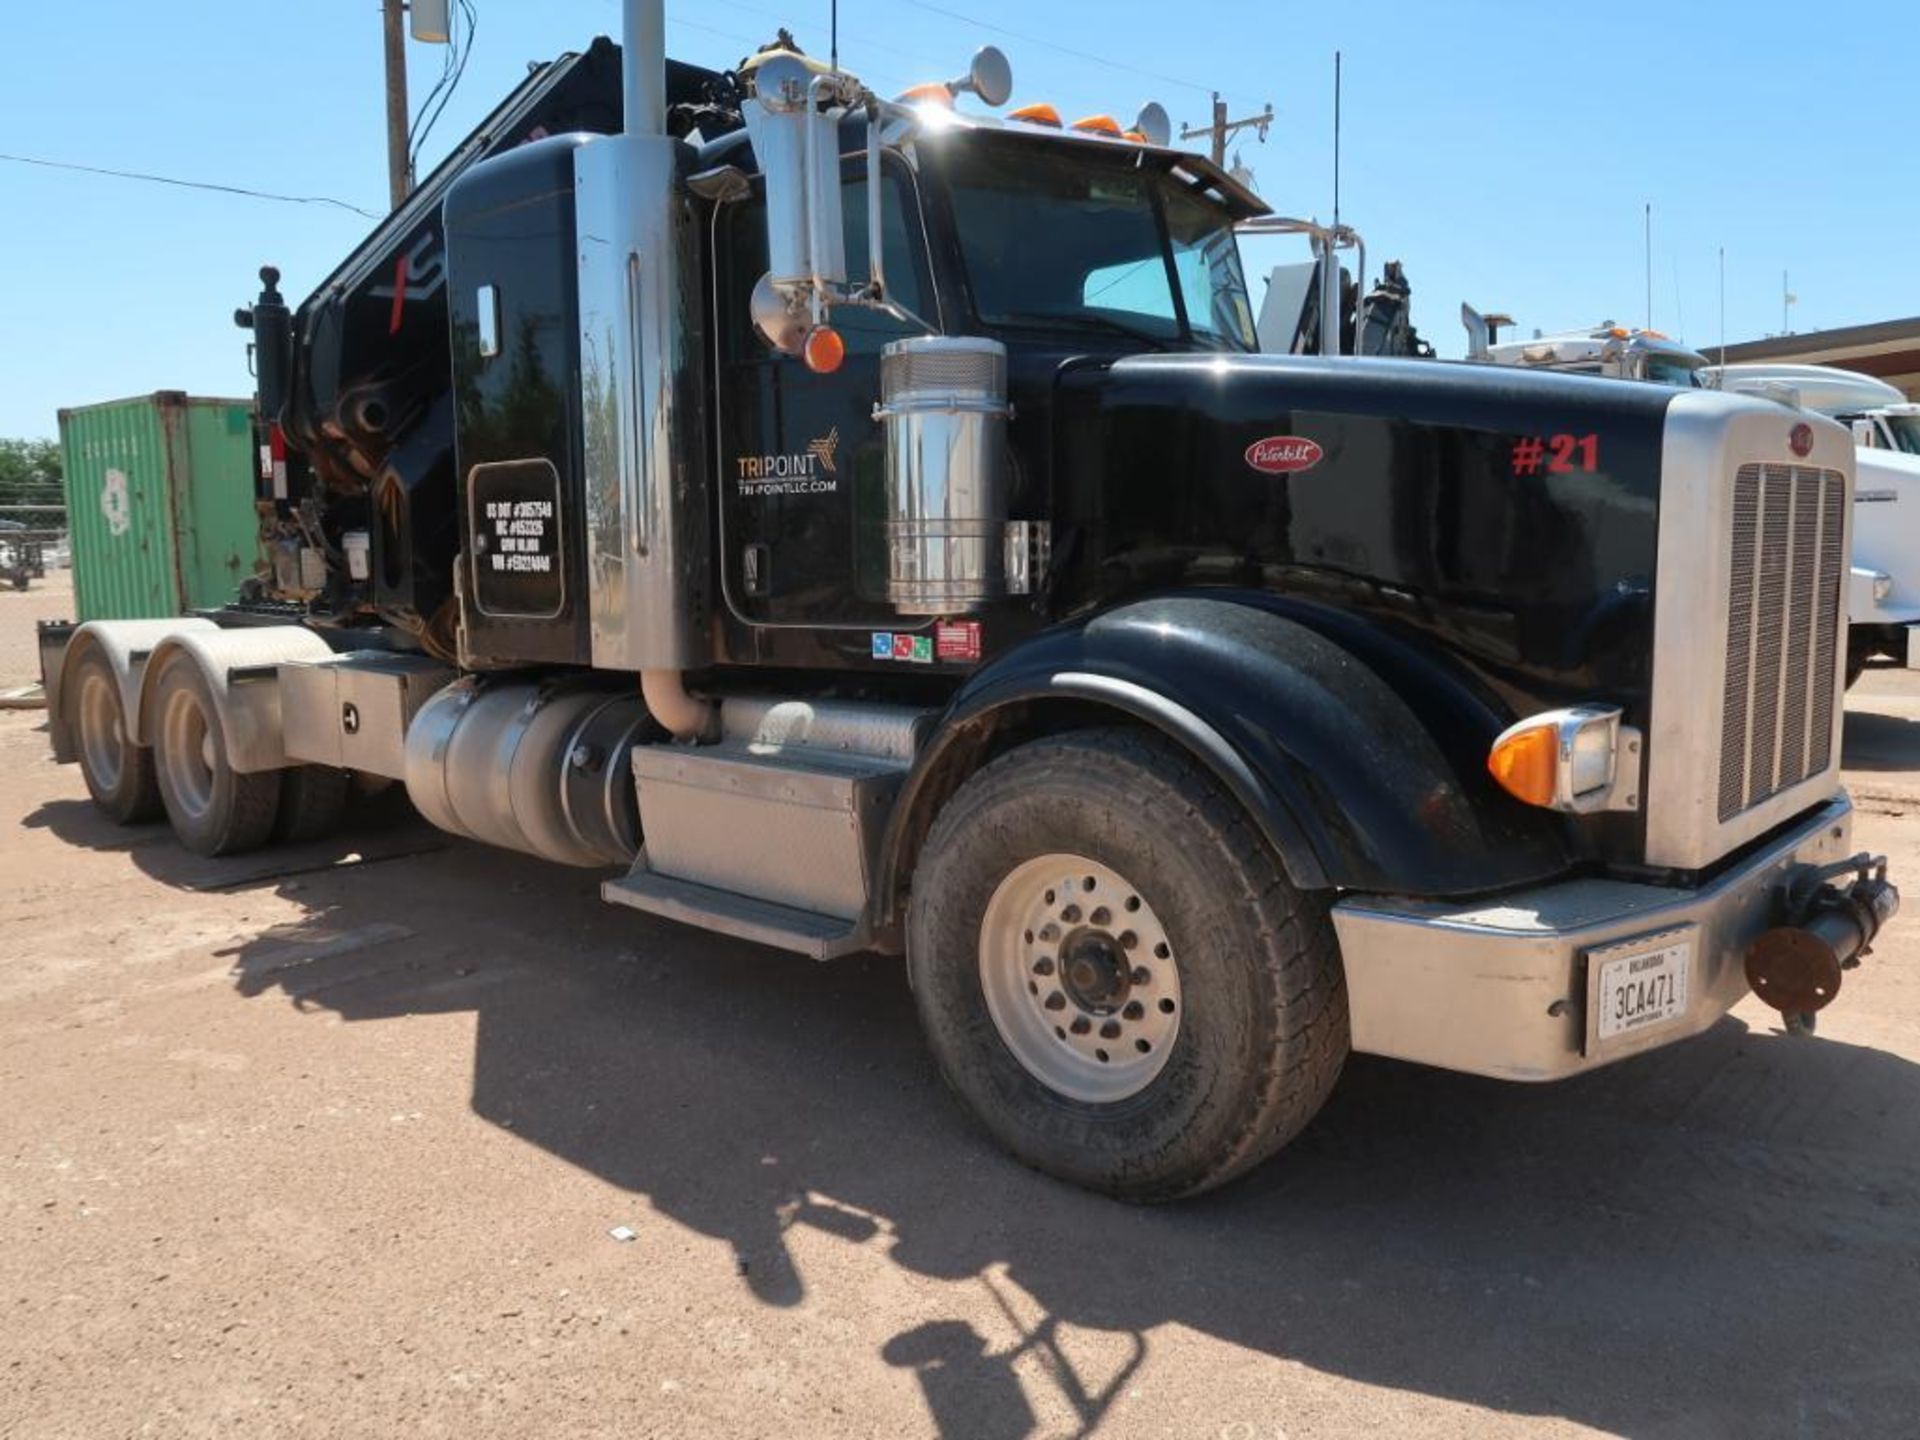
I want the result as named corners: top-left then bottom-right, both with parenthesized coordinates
top-left (1706, 363), bottom-right (1920, 455)
top-left (1256, 277), bottom-right (1915, 685)
top-left (1706, 363), bottom-right (1920, 683)
top-left (1461, 320), bottom-right (1920, 684)
top-left (1461, 306), bottom-right (1710, 386)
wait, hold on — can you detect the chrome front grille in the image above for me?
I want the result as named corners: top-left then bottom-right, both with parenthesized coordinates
top-left (1717, 463), bottom-right (1846, 821)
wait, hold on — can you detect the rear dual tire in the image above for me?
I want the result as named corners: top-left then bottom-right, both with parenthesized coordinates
top-left (275, 764), bottom-right (351, 844)
top-left (70, 648), bottom-right (162, 825)
top-left (907, 727), bottom-right (1349, 1201)
top-left (150, 656), bottom-right (280, 857)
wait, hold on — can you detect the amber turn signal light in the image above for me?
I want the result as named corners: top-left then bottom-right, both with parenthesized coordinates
top-left (1487, 724), bottom-right (1559, 808)
top-left (1486, 705), bottom-right (1636, 814)
top-left (803, 325), bottom-right (845, 375)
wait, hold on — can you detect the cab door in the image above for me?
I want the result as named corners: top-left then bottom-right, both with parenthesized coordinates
top-left (713, 159), bottom-right (938, 629)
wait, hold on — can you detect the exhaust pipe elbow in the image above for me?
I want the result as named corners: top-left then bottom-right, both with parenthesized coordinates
top-left (641, 668), bottom-right (713, 742)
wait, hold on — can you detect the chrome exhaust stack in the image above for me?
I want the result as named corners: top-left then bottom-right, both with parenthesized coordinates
top-left (1745, 854), bottom-right (1899, 1016)
top-left (579, 0), bottom-right (713, 739)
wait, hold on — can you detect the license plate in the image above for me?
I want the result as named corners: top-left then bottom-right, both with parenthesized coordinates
top-left (1592, 935), bottom-right (1692, 1043)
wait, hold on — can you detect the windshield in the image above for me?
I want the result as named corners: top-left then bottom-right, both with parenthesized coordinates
top-left (1641, 354), bottom-right (1705, 388)
top-left (944, 140), bottom-right (1256, 350)
top-left (1883, 414), bottom-right (1920, 455)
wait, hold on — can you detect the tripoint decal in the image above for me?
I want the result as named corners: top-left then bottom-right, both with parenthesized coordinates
top-left (737, 426), bottom-right (841, 496)
top-left (1244, 435), bottom-right (1324, 475)
top-left (806, 426), bottom-right (839, 476)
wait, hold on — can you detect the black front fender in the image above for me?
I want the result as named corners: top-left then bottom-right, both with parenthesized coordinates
top-left (884, 593), bottom-right (1575, 907)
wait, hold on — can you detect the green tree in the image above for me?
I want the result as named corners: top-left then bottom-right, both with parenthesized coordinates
top-left (0, 438), bottom-right (63, 506)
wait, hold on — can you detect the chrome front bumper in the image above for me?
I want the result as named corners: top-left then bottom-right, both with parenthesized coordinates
top-left (1330, 796), bottom-right (1857, 1081)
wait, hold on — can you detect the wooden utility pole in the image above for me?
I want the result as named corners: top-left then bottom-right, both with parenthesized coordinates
top-left (1181, 93), bottom-right (1272, 169)
top-left (382, 0), bottom-right (410, 210)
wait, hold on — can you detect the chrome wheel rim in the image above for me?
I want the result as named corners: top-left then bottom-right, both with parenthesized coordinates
top-left (77, 669), bottom-right (125, 792)
top-left (978, 853), bottom-right (1183, 1103)
top-left (159, 685), bottom-right (216, 822)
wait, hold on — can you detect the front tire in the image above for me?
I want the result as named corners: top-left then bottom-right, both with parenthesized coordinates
top-left (151, 655), bottom-right (281, 857)
top-left (907, 727), bottom-right (1349, 1201)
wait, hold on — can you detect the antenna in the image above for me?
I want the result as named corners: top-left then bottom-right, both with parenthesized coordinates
top-left (1644, 202), bottom-right (1652, 331)
top-left (831, 0), bottom-right (839, 72)
top-left (1332, 51), bottom-right (1342, 231)
top-left (1718, 246), bottom-right (1726, 365)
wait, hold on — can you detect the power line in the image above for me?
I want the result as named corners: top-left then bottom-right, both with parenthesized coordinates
top-left (1179, 93), bottom-right (1272, 168)
top-left (698, 0), bottom-right (952, 74)
top-left (635, 0), bottom-right (1252, 116)
top-left (410, 0), bottom-right (479, 175)
top-left (666, 13), bottom-right (913, 89)
top-left (900, 0), bottom-right (1231, 101)
top-left (0, 152), bottom-right (380, 219)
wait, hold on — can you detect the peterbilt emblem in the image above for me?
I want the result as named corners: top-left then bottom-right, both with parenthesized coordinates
top-left (1245, 435), bottom-right (1324, 474)
top-left (1789, 422), bottom-right (1815, 459)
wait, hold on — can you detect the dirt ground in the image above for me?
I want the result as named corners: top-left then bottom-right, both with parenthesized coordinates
top-left (0, 569), bottom-right (73, 692)
top-left (5, 654), bottom-right (1920, 1438)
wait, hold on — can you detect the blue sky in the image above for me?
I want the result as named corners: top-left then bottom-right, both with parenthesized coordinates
top-left (1, 0), bottom-right (1913, 438)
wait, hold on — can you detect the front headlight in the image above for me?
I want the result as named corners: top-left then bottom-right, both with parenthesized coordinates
top-left (1566, 718), bottom-right (1617, 796)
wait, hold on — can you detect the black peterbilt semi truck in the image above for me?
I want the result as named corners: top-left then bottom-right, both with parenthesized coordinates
top-left (37, 3), bottom-right (1899, 1198)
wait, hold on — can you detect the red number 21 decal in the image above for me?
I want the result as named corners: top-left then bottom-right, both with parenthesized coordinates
top-left (1546, 433), bottom-right (1600, 474)
top-left (1512, 432), bottom-right (1602, 477)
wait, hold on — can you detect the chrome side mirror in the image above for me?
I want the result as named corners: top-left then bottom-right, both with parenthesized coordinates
top-left (951, 46), bottom-right (1012, 107)
top-left (741, 52), bottom-right (852, 311)
top-left (1133, 101), bottom-right (1171, 147)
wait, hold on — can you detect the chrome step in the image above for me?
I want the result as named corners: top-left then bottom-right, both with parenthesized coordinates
top-left (601, 868), bottom-right (874, 960)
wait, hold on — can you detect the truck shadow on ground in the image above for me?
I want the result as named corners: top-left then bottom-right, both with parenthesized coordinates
top-left (29, 796), bottom-right (1920, 1437)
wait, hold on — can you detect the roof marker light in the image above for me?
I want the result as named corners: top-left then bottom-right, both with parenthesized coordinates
top-left (896, 81), bottom-right (955, 107)
top-left (1071, 114), bottom-right (1124, 136)
top-left (1008, 102), bottom-right (1062, 127)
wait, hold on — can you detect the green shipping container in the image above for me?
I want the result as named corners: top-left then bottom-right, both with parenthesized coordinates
top-left (56, 392), bottom-right (259, 621)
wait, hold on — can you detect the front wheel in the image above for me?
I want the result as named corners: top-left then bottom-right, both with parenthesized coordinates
top-left (907, 727), bottom-right (1349, 1201)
